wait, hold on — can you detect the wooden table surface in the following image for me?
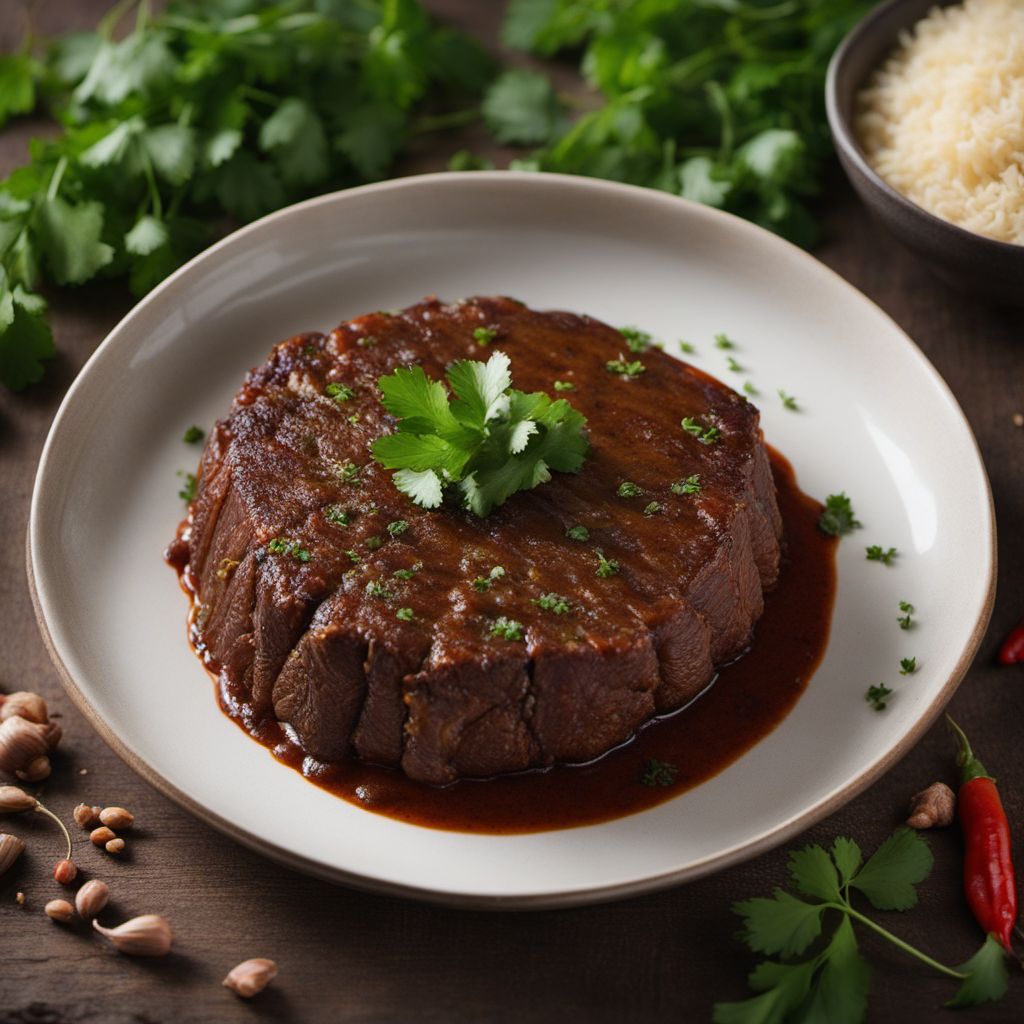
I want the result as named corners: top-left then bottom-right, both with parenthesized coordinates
top-left (2, 3), bottom-right (1022, 1022)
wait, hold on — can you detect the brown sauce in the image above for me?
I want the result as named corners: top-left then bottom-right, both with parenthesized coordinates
top-left (169, 447), bottom-right (836, 834)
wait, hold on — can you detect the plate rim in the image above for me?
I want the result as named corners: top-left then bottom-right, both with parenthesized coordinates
top-left (27, 171), bottom-right (997, 909)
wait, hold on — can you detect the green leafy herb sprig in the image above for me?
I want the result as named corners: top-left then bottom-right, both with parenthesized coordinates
top-left (487, 0), bottom-right (874, 247)
top-left (0, 0), bottom-right (492, 389)
top-left (371, 350), bottom-right (589, 517)
top-left (714, 828), bottom-right (1009, 1023)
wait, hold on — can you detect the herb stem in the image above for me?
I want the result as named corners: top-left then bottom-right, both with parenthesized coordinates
top-left (46, 156), bottom-right (68, 202)
top-left (413, 107), bottom-right (480, 133)
top-left (827, 903), bottom-right (968, 980)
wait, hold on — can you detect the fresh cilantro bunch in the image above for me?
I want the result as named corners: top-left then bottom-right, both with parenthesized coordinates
top-left (0, 0), bottom-right (492, 389)
top-left (715, 828), bottom-right (1009, 1022)
top-left (486, 0), bottom-right (874, 246)
top-left (372, 350), bottom-right (589, 516)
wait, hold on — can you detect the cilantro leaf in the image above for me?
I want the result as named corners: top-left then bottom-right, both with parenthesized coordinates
top-left (0, 301), bottom-right (55, 391)
top-left (849, 828), bottom-right (933, 911)
top-left (482, 69), bottom-right (566, 145)
top-left (259, 98), bottom-right (329, 186)
top-left (713, 958), bottom-right (819, 1024)
top-left (947, 935), bottom-right (1010, 1008)
top-left (0, 54), bottom-right (37, 127)
top-left (125, 215), bottom-right (169, 256)
top-left (33, 196), bottom-right (115, 286)
top-left (818, 493), bottom-right (861, 537)
top-left (794, 917), bottom-right (871, 1024)
top-left (829, 838), bottom-right (862, 886)
top-left (373, 351), bottom-right (589, 516)
top-left (143, 124), bottom-right (196, 186)
top-left (733, 889), bottom-right (825, 959)
top-left (787, 844), bottom-right (840, 902)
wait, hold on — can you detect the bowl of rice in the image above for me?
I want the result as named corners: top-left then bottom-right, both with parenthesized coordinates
top-left (826, 0), bottom-right (1024, 305)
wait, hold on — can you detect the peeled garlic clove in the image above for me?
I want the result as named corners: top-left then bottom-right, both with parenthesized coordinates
top-left (93, 914), bottom-right (172, 956)
top-left (0, 833), bottom-right (25, 875)
top-left (45, 898), bottom-right (75, 922)
top-left (224, 958), bottom-right (279, 998)
top-left (0, 692), bottom-right (49, 725)
top-left (53, 858), bottom-right (78, 885)
top-left (75, 879), bottom-right (109, 918)
top-left (99, 807), bottom-right (134, 829)
top-left (0, 716), bottom-right (51, 776)
top-left (0, 785), bottom-right (36, 812)
top-left (73, 803), bottom-right (101, 827)
top-left (16, 755), bottom-right (51, 782)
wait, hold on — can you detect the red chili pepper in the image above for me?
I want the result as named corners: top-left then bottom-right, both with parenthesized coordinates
top-left (998, 619), bottom-right (1024, 665)
top-left (947, 715), bottom-right (1018, 951)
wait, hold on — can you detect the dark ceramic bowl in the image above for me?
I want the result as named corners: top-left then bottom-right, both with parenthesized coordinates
top-left (826, 0), bottom-right (1024, 305)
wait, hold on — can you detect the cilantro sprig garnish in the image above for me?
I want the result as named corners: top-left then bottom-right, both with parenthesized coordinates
top-left (866, 545), bottom-right (897, 565)
top-left (714, 829), bottom-right (1009, 1022)
top-left (372, 351), bottom-right (589, 517)
top-left (818, 493), bottom-right (861, 537)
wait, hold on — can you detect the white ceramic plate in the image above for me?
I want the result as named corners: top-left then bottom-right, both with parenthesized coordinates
top-left (29, 173), bottom-right (994, 908)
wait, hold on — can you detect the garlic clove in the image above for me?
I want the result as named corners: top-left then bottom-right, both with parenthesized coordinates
top-left (90, 826), bottom-right (116, 846)
top-left (16, 755), bottom-right (51, 782)
top-left (73, 803), bottom-right (101, 827)
top-left (99, 807), bottom-right (134, 829)
top-left (0, 785), bottom-right (37, 813)
top-left (0, 691), bottom-right (49, 725)
top-left (0, 832), bottom-right (26, 875)
top-left (75, 879), bottom-right (109, 918)
top-left (223, 958), bottom-right (279, 998)
top-left (0, 716), bottom-right (52, 776)
top-left (105, 838), bottom-right (126, 855)
top-left (45, 898), bottom-right (75, 922)
top-left (93, 914), bottom-right (173, 956)
top-left (53, 858), bottom-right (78, 885)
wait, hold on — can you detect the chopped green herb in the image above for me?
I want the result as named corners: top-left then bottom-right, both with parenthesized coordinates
top-left (742, 381), bottom-right (758, 397)
top-left (534, 592), bottom-right (571, 614)
top-left (640, 758), bottom-right (678, 787)
top-left (325, 382), bottom-right (355, 403)
top-left (267, 537), bottom-right (311, 562)
top-left (473, 565), bottom-right (506, 591)
top-left (865, 683), bottom-right (893, 711)
top-left (356, 335), bottom-right (377, 348)
top-left (392, 567), bottom-right (417, 580)
top-left (372, 351), bottom-right (588, 517)
top-left (679, 341), bottom-right (696, 355)
top-left (365, 579), bottom-right (391, 599)
top-left (680, 417), bottom-right (719, 444)
top-left (323, 505), bottom-right (351, 526)
top-left (714, 333), bottom-right (735, 350)
top-left (553, 380), bottom-right (575, 392)
top-left (898, 601), bottom-right (915, 630)
top-left (387, 520), bottom-right (410, 537)
top-left (566, 524), bottom-right (590, 541)
top-left (473, 326), bottom-right (497, 346)
top-left (345, 549), bottom-right (360, 564)
top-left (338, 461), bottom-right (361, 486)
top-left (366, 535), bottom-right (383, 551)
top-left (866, 545), bottom-right (898, 566)
top-left (182, 425), bottom-right (204, 444)
top-left (595, 549), bottom-right (620, 578)
top-left (395, 607), bottom-right (414, 622)
top-left (818, 493), bottom-right (861, 537)
top-left (617, 481), bottom-right (643, 498)
top-left (490, 616), bottom-right (524, 641)
top-left (726, 356), bottom-right (743, 373)
top-left (778, 389), bottom-right (799, 411)
top-left (177, 470), bottom-right (197, 504)
top-left (619, 326), bottom-right (653, 353)
top-left (643, 501), bottom-right (663, 517)
top-left (348, 413), bottom-right (360, 425)
top-left (900, 657), bottom-right (917, 676)
top-left (606, 356), bottom-right (645, 377)
top-left (671, 475), bottom-right (702, 496)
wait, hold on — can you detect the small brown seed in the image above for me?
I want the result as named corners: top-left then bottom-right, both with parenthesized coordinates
top-left (99, 807), bottom-right (134, 830)
top-left (0, 785), bottom-right (36, 813)
top-left (15, 891), bottom-right (25, 905)
top-left (44, 898), bottom-right (74, 923)
top-left (0, 833), bottom-right (26, 875)
top-left (73, 803), bottom-right (101, 828)
top-left (907, 781), bottom-right (956, 829)
top-left (75, 878), bottom-right (109, 918)
top-left (105, 838), bottom-right (125, 855)
top-left (90, 826), bottom-right (116, 846)
top-left (224, 958), bottom-right (279, 998)
top-left (1013, 412), bottom-right (1024, 428)
top-left (53, 858), bottom-right (78, 885)
top-left (0, 692), bottom-right (49, 725)
top-left (15, 755), bottom-right (51, 782)
top-left (93, 914), bottom-right (172, 956)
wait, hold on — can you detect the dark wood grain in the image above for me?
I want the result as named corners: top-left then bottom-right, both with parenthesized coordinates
top-left (1, 2), bottom-right (1022, 1022)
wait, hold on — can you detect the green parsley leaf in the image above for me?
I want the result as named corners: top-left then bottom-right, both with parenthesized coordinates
top-left (366, 535), bottom-right (383, 551)
top-left (619, 326), bottom-right (653, 353)
top-left (897, 600), bottom-right (915, 630)
top-left (796, 916), bottom-right (871, 1024)
top-left (395, 606), bottom-right (414, 622)
top-left (778, 389), bottom-right (799, 411)
top-left (743, 381), bottom-right (758, 397)
top-left (714, 333), bottom-right (735, 350)
top-left (490, 616), bottom-right (524, 641)
top-left (671, 475), bottom-right (701, 496)
top-left (818, 493), bottom-right (861, 537)
top-left (481, 68), bottom-right (566, 145)
top-left (679, 340), bottom-right (696, 355)
top-left (0, 54), bottom-right (37, 128)
top-left (726, 356), bottom-right (743, 373)
top-left (267, 537), bottom-right (311, 562)
top-left (713, 958), bottom-right (818, 1024)
top-left (0, 302), bottom-right (55, 391)
top-left (643, 501), bottom-right (662, 517)
top-left (473, 565), bottom-right (506, 591)
top-left (553, 379), bottom-right (574, 391)
top-left (177, 470), bottom-right (196, 504)
top-left (566, 524), bottom-right (589, 541)
top-left (534, 592), bottom-right (570, 614)
top-left (788, 844), bottom-right (840, 902)
top-left (617, 481), bottom-right (643, 498)
top-left (681, 417), bottom-right (719, 444)
top-left (849, 828), bottom-right (933, 911)
top-left (865, 545), bottom-right (897, 565)
top-left (34, 196), bottom-right (114, 286)
top-left (899, 657), bottom-right (916, 676)
top-left (325, 382), bottom-right (356, 403)
top-left (259, 98), bottom-right (329, 187)
top-left (864, 683), bottom-right (892, 712)
top-left (182, 425), bottom-right (204, 444)
top-left (640, 758), bottom-right (678, 788)
top-left (606, 356), bottom-right (645, 377)
top-left (366, 579), bottom-right (392, 599)
top-left (595, 549), bottom-right (619, 578)
top-left (323, 505), bottom-right (351, 526)
top-left (125, 215), bottom-right (169, 257)
top-left (387, 520), bottom-right (409, 536)
top-left (830, 837), bottom-right (862, 886)
top-left (947, 935), bottom-right (1010, 1008)
top-left (373, 351), bottom-right (589, 517)
top-left (733, 889), bottom-right (825, 959)
top-left (473, 326), bottom-right (497, 346)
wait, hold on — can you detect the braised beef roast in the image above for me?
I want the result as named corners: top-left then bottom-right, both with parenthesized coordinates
top-left (177, 297), bottom-right (782, 785)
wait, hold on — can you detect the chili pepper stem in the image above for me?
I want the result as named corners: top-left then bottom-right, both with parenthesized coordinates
top-left (945, 714), bottom-right (989, 783)
top-left (826, 903), bottom-right (968, 981)
top-left (33, 800), bottom-right (72, 861)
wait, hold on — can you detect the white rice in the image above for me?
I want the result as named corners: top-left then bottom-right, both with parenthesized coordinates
top-left (856, 0), bottom-right (1024, 245)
